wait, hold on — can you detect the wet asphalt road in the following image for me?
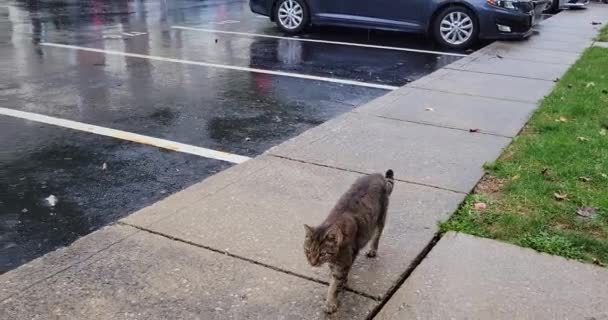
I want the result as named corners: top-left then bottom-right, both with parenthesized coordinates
top-left (0, 0), bottom-right (465, 273)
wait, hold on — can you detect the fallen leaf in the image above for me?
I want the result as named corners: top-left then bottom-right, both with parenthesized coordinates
top-left (592, 258), bottom-right (606, 267)
top-left (215, 38), bottom-right (218, 43)
top-left (557, 116), bottom-right (568, 122)
top-left (244, 137), bottom-right (251, 142)
top-left (586, 82), bottom-right (596, 88)
top-left (602, 173), bottom-right (608, 179)
top-left (473, 202), bottom-right (487, 210)
top-left (554, 192), bottom-right (568, 201)
top-left (591, 21), bottom-right (602, 25)
top-left (579, 176), bottom-right (592, 182)
top-left (512, 174), bottom-right (520, 181)
top-left (101, 162), bottom-right (107, 170)
top-left (576, 206), bottom-right (598, 218)
top-left (600, 129), bottom-right (606, 136)
top-left (469, 128), bottom-right (480, 133)
top-left (577, 136), bottom-right (590, 142)
top-left (553, 77), bottom-right (560, 83)
top-left (45, 195), bottom-right (58, 207)
top-left (496, 54), bottom-right (504, 59)
top-left (542, 167), bottom-right (554, 180)
top-left (21, 208), bottom-right (28, 213)
top-left (425, 107), bottom-right (434, 112)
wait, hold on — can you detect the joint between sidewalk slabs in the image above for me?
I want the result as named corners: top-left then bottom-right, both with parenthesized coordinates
top-left (118, 222), bottom-right (381, 301)
top-left (267, 154), bottom-right (468, 195)
top-left (443, 66), bottom-right (559, 83)
top-left (365, 233), bottom-right (442, 320)
top-left (352, 110), bottom-right (516, 139)
top-left (404, 85), bottom-right (546, 105)
top-left (0, 226), bottom-right (140, 304)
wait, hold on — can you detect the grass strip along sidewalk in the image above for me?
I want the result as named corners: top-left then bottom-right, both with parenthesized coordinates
top-left (442, 46), bottom-right (608, 266)
top-left (598, 25), bottom-right (608, 42)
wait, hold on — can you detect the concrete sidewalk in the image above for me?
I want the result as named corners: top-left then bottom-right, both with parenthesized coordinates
top-left (2, 5), bottom-right (608, 319)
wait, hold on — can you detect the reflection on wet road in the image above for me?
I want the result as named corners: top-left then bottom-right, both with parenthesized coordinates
top-left (0, 0), bottom-right (464, 273)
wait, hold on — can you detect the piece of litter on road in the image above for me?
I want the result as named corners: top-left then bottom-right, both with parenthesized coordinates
top-left (46, 195), bottom-right (58, 207)
top-left (591, 21), bottom-right (602, 25)
top-left (244, 137), bottom-right (251, 142)
top-left (576, 206), bottom-right (598, 218)
top-left (469, 128), bottom-right (480, 133)
top-left (425, 107), bottom-right (434, 112)
top-left (101, 162), bottom-right (107, 170)
top-left (21, 208), bottom-right (28, 213)
top-left (496, 54), bottom-right (503, 59)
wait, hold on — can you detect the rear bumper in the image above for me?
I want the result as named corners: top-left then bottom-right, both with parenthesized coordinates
top-left (478, 1), bottom-right (548, 40)
top-left (561, 0), bottom-right (589, 8)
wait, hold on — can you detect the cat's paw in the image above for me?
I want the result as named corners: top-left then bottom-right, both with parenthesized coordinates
top-left (323, 301), bottom-right (339, 314)
top-left (366, 250), bottom-right (377, 258)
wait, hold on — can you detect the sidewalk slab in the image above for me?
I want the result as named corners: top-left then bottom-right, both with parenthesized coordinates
top-left (375, 232), bottom-right (608, 320)
top-left (472, 41), bottom-right (582, 65)
top-left (411, 69), bottom-right (555, 104)
top-left (356, 87), bottom-right (536, 137)
top-left (447, 54), bottom-right (569, 81)
top-left (269, 112), bottom-right (511, 192)
top-left (0, 225), bottom-right (136, 301)
top-left (517, 36), bottom-right (592, 53)
top-left (123, 156), bottom-right (465, 299)
top-left (1, 225), bottom-right (375, 320)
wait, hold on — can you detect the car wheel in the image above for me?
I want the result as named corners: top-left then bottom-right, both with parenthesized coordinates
top-left (433, 6), bottom-right (478, 50)
top-left (544, 0), bottom-right (560, 14)
top-left (274, 0), bottom-right (309, 34)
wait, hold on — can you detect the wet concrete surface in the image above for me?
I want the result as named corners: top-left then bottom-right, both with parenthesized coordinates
top-left (0, 116), bottom-right (232, 273)
top-left (0, 0), bottom-right (463, 273)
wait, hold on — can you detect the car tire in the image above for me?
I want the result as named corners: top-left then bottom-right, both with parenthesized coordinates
top-left (273, 0), bottom-right (309, 34)
top-left (544, 0), bottom-right (560, 14)
top-left (432, 6), bottom-right (478, 50)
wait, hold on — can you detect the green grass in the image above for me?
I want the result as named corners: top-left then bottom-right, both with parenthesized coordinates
top-left (598, 25), bottom-right (608, 42)
top-left (441, 47), bottom-right (608, 266)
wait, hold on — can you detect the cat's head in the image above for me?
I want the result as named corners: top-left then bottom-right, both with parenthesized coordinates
top-left (303, 224), bottom-right (342, 267)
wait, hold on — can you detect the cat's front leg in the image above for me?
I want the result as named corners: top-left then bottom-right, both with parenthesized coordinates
top-left (324, 264), bottom-right (349, 314)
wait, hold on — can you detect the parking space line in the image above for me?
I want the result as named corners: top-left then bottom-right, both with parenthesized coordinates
top-left (172, 25), bottom-right (468, 57)
top-left (0, 107), bottom-right (251, 164)
top-left (41, 42), bottom-right (398, 90)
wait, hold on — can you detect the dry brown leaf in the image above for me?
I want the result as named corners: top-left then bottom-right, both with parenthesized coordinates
top-left (576, 206), bottom-right (598, 218)
top-left (557, 116), bottom-right (568, 122)
top-left (469, 128), bottom-right (480, 133)
top-left (473, 202), bottom-right (487, 210)
top-left (593, 258), bottom-right (606, 267)
top-left (554, 192), bottom-right (568, 201)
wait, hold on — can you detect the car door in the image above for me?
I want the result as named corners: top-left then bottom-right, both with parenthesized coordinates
top-left (338, 0), bottom-right (428, 30)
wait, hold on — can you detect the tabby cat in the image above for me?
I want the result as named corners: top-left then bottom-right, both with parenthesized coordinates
top-left (303, 169), bottom-right (394, 313)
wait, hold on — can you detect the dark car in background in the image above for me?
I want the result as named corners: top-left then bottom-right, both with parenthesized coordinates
top-left (250, 0), bottom-right (549, 50)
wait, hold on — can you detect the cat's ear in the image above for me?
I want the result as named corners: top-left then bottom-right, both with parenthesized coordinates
top-left (304, 224), bottom-right (314, 236)
top-left (324, 228), bottom-right (343, 245)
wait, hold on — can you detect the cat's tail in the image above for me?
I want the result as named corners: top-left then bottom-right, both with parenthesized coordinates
top-left (385, 169), bottom-right (394, 180)
top-left (385, 169), bottom-right (394, 195)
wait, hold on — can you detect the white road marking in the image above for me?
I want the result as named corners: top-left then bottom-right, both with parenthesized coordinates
top-left (41, 42), bottom-right (398, 90)
top-left (172, 25), bottom-right (468, 57)
top-left (0, 107), bottom-right (251, 164)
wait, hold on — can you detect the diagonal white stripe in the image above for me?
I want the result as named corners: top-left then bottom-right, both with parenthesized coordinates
top-left (41, 42), bottom-right (399, 91)
top-left (0, 107), bottom-right (251, 164)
